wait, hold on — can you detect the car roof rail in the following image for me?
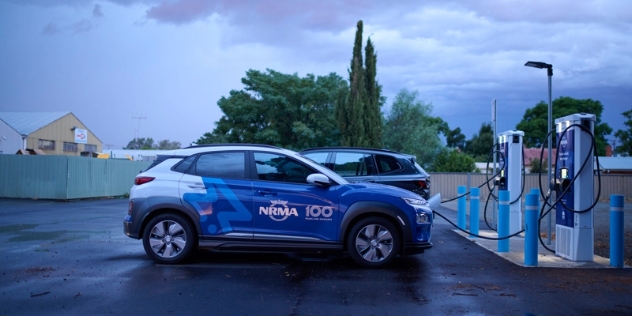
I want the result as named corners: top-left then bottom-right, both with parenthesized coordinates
top-left (185, 143), bottom-right (280, 149)
top-left (301, 146), bottom-right (403, 155)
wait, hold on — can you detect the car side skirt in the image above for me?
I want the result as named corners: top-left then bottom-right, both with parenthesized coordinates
top-left (198, 237), bottom-right (343, 252)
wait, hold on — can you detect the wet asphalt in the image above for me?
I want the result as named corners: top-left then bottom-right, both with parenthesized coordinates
top-left (1, 198), bottom-right (631, 316)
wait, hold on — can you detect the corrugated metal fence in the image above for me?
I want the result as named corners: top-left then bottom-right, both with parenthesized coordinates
top-left (0, 155), bottom-right (151, 200)
top-left (430, 172), bottom-right (632, 201)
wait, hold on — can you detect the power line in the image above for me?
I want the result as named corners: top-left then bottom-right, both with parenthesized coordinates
top-left (132, 112), bottom-right (147, 149)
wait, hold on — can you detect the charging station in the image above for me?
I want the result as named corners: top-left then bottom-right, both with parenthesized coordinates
top-left (554, 113), bottom-right (595, 261)
top-left (498, 130), bottom-right (524, 235)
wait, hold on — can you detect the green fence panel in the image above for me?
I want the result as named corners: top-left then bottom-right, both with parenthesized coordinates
top-left (0, 155), bottom-right (151, 200)
top-left (0, 155), bottom-right (68, 199)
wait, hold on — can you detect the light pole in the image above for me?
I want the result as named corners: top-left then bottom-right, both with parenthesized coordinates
top-left (524, 61), bottom-right (553, 244)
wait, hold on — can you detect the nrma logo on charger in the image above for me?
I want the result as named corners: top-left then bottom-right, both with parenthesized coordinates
top-left (259, 200), bottom-right (334, 222)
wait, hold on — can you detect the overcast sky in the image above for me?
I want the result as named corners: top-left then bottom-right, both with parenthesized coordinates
top-left (1, 0), bottom-right (630, 150)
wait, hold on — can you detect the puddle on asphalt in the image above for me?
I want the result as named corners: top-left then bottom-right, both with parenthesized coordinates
top-left (0, 224), bottom-right (39, 233)
top-left (1, 224), bottom-right (98, 244)
top-left (9, 231), bottom-right (91, 243)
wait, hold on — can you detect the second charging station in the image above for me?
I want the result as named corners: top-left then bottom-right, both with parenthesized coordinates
top-left (498, 130), bottom-right (524, 235)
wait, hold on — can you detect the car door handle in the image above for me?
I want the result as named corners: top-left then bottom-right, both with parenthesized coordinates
top-left (188, 183), bottom-right (205, 189)
top-left (256, 190), bottom-right (278, 196)
top-left (362, 179), bottom-right (376, 183)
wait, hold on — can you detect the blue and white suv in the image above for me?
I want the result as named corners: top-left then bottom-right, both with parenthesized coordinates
top-left (124, 144), bottom-right (433, 268)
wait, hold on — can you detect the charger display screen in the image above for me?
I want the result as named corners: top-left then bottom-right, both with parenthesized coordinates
top-left (560, 168), bottom-right (568, 179)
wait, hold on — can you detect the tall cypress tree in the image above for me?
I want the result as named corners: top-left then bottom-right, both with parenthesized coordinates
top-left (336, 20), bottom-right (366, 147)
top-left (364, 38), bottom-right (382, 148)
top-left (335, 20), bottom-right (383, 147)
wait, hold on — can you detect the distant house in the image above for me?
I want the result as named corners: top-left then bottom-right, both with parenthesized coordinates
top-left (474, 162), bottom-right (501, 174)
top-left (0, 112), bottom-right (102, 156)
top-left (522, 147), bottom-right (557, 172)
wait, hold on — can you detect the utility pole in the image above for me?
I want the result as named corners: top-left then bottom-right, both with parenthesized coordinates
top-left (132, 112), bottom-right (146, 149)
top-left (492, 99), bottom-right (497, 229)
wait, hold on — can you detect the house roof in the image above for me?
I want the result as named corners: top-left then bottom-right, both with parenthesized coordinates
top-left (596, 157), bottom-right (632, 171)
top-left (0, 112), bottom-right (70, 135)
top-left (523, 147), bottom-right (557, 165)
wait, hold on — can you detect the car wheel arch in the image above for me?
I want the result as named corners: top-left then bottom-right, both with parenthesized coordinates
top-left (339, 201), bottom-right (411, 250)
top-left (140, 207), bottom-right (201, 240)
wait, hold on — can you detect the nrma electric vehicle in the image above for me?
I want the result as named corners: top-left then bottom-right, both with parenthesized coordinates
top-left (123, 144), bottom-right (433, 268)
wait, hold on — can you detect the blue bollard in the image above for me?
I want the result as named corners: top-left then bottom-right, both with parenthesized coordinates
top-left (498, 190), bottom-right (510, 252)
top-left (470, 188), bottom-right (480, 238)
top-left (610, 195), bottom-right (624, 268)
top-left (525, 193), bottom-right (539, 267)
top-left (458, 186), bottom-right (467, 230)
top-left (530, 188), bottom-right (540, 210)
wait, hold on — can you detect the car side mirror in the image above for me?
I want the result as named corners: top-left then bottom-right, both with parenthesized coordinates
top-left (306, 173), bottom-right (331, 186)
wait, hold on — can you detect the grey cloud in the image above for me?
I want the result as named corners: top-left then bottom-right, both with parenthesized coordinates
top-left (42, 22), bottom-right (60, 36)
top-left (4, 0), bottom-right (92, 8)
top-left (93, 4), bottom-right (104, 18)
top-left (39, 3), bottom-right (105, 36)
top-left (69, 19), bottom-right (95, 34)
top-left (460, 0), bottom-right (632, 25)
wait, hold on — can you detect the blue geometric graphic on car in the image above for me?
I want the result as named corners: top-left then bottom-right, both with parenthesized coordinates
top-left (183, 177), bottom-right (252, 234)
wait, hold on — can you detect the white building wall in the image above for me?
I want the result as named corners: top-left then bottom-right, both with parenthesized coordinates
top-left (0, 120), bottom-right (23, 154)
top-left (106, 149), bottom-right (166, 161)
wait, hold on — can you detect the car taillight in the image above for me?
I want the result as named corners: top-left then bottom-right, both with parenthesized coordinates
top-left (414, 180), bottom-right (428, 189)
top-left (135, 176), bottom-right (155, 185)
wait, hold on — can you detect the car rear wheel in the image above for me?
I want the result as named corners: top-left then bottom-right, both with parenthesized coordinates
top-left (347, 217), bottom-right (400, 268)
top-left (142, 213), bottom-right (195, 264)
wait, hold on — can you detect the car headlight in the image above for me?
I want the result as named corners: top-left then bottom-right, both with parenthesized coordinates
top-left (416, 211), bottom-right (429, 224)
top-left (401, 197), bottom-right (427, 206)
top-left (401, 197), bottom-right (431, 224)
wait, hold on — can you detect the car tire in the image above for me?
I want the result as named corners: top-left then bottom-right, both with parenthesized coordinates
top-left (142, 213), bottom-right (196, 264)
top-left (347, 217), bottom-right (400, 268)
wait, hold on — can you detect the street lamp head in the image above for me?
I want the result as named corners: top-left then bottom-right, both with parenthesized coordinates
top-left (525, 61), bottom-right (552, 69)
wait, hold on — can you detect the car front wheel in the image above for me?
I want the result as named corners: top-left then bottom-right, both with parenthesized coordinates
top-left (142, 213), bottom-right (195, 264)
top-left (347, 217), bottom-right (401, 268)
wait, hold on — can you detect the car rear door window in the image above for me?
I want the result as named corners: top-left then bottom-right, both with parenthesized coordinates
top-left (375, 154), bottom-right (403, 174)
top-left (192, 152), bottom-right (246, 179)
top-left (172, 155), bottom-right (196, 173)
top-left (333, 152), bottom-right (376, 176)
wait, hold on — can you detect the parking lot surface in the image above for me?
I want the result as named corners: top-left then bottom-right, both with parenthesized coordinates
top-left (1, 198), bottom-right (631, 315)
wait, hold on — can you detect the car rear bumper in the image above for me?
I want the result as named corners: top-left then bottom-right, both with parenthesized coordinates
top-left (124, 215), bottom-right (140, 239)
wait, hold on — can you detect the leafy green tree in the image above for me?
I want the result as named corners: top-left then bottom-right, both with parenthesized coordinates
top-left (464, 123), bottom-right (494, 161)
top-left (516, 97), bottom-right (612, 155)
top-left (383, 89), bottom-right (442, 169)
top-left (446, 127), bottom-right (467, 149)
top-left (156, 140), bottom-right (181, 150)
top-left (124, 137), bottom-right (154, 149)
top-left (431, 148), bottom-right (476, 172)
top-left (614, 108), bottom-right (632, 156)
top-left (196, 69), bottom-right (345, 150)
top-left (124, 138), bottom-right (180, 149)
top-left (432, 117), bottom-right (450, 136)
top-left (336, 20), bottom-right (383, 147)
top-left (528, 157), bottom-right (548, 174)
